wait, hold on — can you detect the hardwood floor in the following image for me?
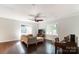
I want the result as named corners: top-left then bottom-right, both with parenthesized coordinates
top-left (0, 40), bottom-right (55, 54)
top-left (26, 41), bottom-right (55, 54)
top-left (1, 40), bottom-right (78, 54)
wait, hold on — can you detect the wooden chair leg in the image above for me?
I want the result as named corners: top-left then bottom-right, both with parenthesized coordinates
top-left (55, 47), bottom-right (57, 54)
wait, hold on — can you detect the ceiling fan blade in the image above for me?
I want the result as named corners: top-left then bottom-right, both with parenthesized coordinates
top-left (29, 18), bottom-right (43, 22)
top-left (36, 19), bottom-right (43, 21)
top-left (33, 18), bottom-right (43, 22)
top-left (35, 20), bottom-right (43, 22)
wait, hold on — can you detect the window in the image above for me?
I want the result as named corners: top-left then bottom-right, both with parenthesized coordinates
top-left (21, 25), bottom-right (27, 34)
top-left (46, 24), bottom-right (58, 35)
top-left (21, 25), bottom-right (32, 35)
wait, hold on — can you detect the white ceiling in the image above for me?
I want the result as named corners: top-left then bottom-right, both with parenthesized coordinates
top-left (0, 4), bottom-right (79, 22)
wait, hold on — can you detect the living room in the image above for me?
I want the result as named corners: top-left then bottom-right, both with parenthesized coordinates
top-left (0, 4), bottom-right (79, 54)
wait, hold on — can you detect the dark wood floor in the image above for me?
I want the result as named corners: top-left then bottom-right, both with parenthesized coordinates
top-left (0, 40), bottom-right (78, 54)
top-left (0, 40), bottom-right (55, 54)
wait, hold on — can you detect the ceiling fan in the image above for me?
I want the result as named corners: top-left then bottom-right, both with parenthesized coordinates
top-left (28, 13), bottom-right (45, 22)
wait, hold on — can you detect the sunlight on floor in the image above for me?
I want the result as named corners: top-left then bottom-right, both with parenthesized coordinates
top-left (16, 42), bottom-right (25, 53)
top-left (45, 42), bottom-right (55, 54)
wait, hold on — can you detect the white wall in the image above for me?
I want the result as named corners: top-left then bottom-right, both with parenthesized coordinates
top-left (56, 15), bottom-right (79, 40)
top-left (0, 17), bottom-right (38, 42)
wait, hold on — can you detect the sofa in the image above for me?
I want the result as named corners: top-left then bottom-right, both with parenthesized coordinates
top-left (21, 34), bottom-right (44, 47)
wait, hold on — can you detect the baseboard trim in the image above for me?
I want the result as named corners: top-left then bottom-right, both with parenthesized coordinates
top-left (0, 40), bottom-right (19, 43)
